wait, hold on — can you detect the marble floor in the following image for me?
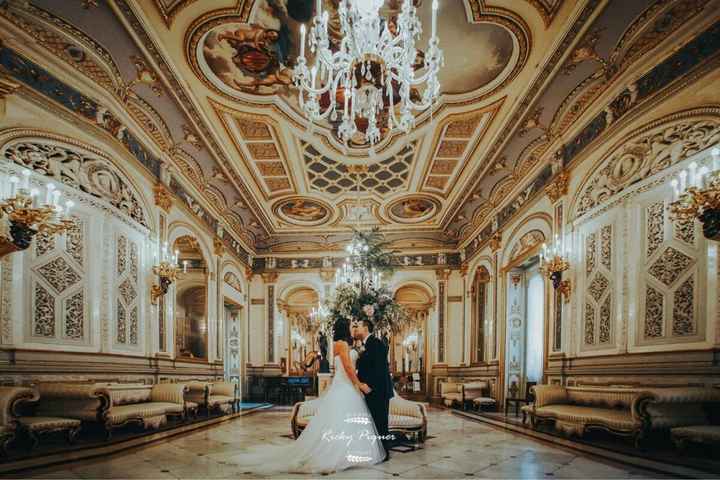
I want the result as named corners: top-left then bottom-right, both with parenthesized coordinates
top-left (8, 408), bottom-right (666, 479)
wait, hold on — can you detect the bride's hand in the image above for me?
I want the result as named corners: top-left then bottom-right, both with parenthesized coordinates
top-left (359, 383), bottom-right (372, 394)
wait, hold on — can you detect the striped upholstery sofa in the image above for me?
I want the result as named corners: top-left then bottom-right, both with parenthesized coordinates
top-left (522, 385), bottom-right (653, 445)
top-left (102, 383), bottom-right (188, 437)
top-left (291, 393), bottom-right (427, 442)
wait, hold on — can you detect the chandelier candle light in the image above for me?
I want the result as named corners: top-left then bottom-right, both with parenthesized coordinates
top-left (294, 0), bottom-right (443, 146)
top-left (150, 241), bottom-right (184, 305)
top-left (669, 147), bottom-right (720, 240)
top-left (0, 167), bottom-right (75, 259)
top-left (540, 234), bottom-right (572, 302)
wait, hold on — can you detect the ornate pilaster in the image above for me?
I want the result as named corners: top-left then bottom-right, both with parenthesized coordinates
top-left (435, 269), bottom-right (450, 363)
top-left (262, 272), bottom-right (278, 364)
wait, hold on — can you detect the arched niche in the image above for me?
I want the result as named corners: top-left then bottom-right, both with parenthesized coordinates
top-left (173, 234), bottom-right (209, 360)
top-left (392, 282), bottom-right (434, 397)
top-left (278, 285), bottom-right (321, 376)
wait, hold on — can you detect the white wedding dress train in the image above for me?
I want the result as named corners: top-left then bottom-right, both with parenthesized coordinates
top-left (234, 349), bottom-right (386, 474)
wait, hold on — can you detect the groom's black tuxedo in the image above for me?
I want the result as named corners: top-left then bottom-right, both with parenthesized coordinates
top-left (356, 335), bottom-right (394, 450)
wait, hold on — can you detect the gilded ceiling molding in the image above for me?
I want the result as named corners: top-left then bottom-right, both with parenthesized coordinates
top-left (522, 0), bottom-right (563, 27)
top-left (458, 9), bottom-right (720, 257)
top-left (113, 0), bottom-right (272, 238)
top-left (0, 2), bottom-right (177, 156)
top-left (445, 0), bottom-right (602, 227)
top-left (549, 0), bottom-right (711, 142)
top-left (0, 2), bottom-right (123, 92)
top-left (210, 99), bottom-right (297, 201)
top-left (421, 97), bottom-right (505, 199)
top-left (185, 2), bottom-right (528, 158)
top-left (150, 0), bottom-right (200, 28)
top-left (465, 1), bottom-right (532, 90)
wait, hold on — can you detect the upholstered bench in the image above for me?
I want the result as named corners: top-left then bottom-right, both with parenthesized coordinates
top-left (17, 416), bottom-right (82, 449)
top-left (291, 394), bottom-right (427, 442)
top-left (186, 381), bottom-right (210, 415)
top-left (0, 386), bottom-right (39, 454)
top-left (523, 385), bottom-right (653, 446)
top-left (440, 382), bottom-right (463, 408)
top-left (101, 383), bottom-right (188, 437)
top-left (463, 381), bottom-right (496, 411)
top-left (208, 382), bottom-right (239, 415)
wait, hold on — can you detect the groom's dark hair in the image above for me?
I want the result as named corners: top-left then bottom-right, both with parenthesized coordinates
top-left (359, 318), bottom-right (374, 333)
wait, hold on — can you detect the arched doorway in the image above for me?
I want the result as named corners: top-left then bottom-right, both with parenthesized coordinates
top-left (279, 286), bottom-right (321, 376)
top-left (173, 235), bottom-right (209, 360)
top-left (393, 284), bottom-right (433, 400)
top-left (502, 229), bottom-right (547, 400)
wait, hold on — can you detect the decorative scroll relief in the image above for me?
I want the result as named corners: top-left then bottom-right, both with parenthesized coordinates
top-left (1, 140), bottom-right (148, 228)
top-left (29, 216), bottom-right (88, 343)
top-left (639, 196), bottom-right (703, 345)
top-left (575, 117), bottom-right (720, 219)
top-left (114, 233), bottom-right (140, 346)
top-left (582, 223), bottom-right (614, 348)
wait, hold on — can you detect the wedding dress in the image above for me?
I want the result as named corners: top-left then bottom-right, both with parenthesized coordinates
top-left (235, 349), bottom-right (386, 474)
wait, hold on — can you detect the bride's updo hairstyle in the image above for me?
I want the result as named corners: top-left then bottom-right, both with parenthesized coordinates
top-left (332, 318), bottom-right (352, 345)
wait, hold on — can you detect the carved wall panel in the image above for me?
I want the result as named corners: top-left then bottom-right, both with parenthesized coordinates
top-left (27, 215), bottom-right (89, 345)
top-left (114, 233), bottom-right (140, 347)
top-left (579, 219), bottom-right (615, 350)
top-left (1, 139), bottom-right (148, 227)
top-left (637, 192), bottom-right (704, 346)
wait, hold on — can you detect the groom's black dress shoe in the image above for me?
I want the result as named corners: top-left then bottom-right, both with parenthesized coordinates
top-left (382, 454), bottom-right (390, 463)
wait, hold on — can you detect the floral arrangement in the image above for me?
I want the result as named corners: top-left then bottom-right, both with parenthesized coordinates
top-left (323, 228), bottom-right (410, 339)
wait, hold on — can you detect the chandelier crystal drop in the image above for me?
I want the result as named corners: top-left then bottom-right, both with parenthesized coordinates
top-left (294, 0), bottom-right (443, 146)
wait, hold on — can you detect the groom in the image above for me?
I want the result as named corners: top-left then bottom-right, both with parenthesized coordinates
top-left (353, 319), bottom-right (394, 461)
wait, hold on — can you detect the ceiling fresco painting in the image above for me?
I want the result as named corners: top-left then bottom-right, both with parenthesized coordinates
top-left (274, 197), bottom-right (332, 226)
top-left (1, 0), bottom-right (718, 264)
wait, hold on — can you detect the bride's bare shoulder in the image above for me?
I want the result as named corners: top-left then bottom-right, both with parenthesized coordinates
top-left (334, 340), bottom-right (348, 351)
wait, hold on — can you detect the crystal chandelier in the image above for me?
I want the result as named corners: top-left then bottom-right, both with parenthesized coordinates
top-left (294, 0), bottom-right (443, 146)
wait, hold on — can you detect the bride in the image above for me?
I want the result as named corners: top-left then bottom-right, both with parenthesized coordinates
top-left (235, 318), bottom-right (386, 474)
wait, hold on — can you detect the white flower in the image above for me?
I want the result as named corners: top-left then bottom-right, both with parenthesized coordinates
top-left (362, 304), bottom-right (375, 317)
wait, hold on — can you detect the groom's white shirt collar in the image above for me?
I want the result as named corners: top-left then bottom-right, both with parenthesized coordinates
top-left (360, 332), bottom-right (370, 345)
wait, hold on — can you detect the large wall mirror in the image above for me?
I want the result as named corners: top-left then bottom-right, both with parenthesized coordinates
top-left (392, 284), bottom-right (432, 398)
top-left (174, 235), bottom-right (208, 360)
top-left (281, 287), bottom-right (321, 376)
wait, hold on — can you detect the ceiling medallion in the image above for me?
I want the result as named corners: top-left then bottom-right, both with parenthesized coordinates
top-left (273, 197), bottom-right (332, 226)
top-left (294, 0), bottom-right (444, 147)
top-left (386, 195), bottom-right (440, 224)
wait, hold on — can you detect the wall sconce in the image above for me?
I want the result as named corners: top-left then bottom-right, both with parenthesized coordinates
top-left (540, 234), bottom-right (571, 303)
top-left (150, 242), bottom-right (185, 305)
top-left (669, 148), bottom-right (720, 240)
top-left (1, 168), bottom-right (75, 259)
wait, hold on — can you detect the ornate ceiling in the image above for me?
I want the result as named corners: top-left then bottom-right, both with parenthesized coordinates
top-left (0, 0), bottom-right (716, 259)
